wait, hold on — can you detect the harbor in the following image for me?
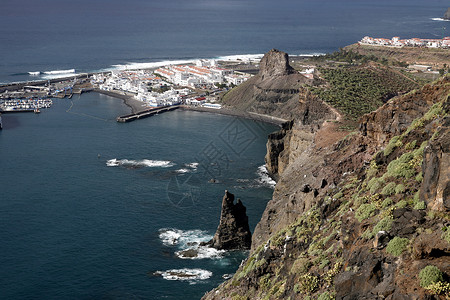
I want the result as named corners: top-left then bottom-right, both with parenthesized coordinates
top-left (116, 105), bottom-right (181, 122)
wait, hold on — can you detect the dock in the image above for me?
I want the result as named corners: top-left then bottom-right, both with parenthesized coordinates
top-left (116, 105), bottom-right (180, 123)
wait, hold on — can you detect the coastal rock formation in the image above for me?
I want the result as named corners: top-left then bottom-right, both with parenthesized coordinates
top-left (203, 190), bottom-right (251, 250)
top-left (444, 7), bottom-right (450, 20)
top-left (221, 49), bottom-right (309, 120)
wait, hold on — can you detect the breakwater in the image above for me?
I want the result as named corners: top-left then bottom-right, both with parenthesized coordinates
top-left (116, 105), bottom-right (181, 122)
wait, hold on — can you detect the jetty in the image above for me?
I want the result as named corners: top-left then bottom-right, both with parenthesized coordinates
top-left (116, 105), bottom-right (180, 122)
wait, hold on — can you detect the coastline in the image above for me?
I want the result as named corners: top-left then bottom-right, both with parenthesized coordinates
top-left (181, 106), bottom-right (287, 126)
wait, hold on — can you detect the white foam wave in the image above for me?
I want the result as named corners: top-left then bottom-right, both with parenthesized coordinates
top-left (176, 168), bottom-right (189, 173)
top-left (186, 162), bottom-right (199, 169)
top-left (43, 69), bottom-right (76, 75)
top-left (159, 228), bottom-right (224, 259)
top-left (256, 165), bottom-right (276, 188)
top-left (215, 54), bottom-right (264, 62)
top-left (431, 18), bottom-right (450, 22)
top-left (106, 158), bottom-right (174, 168)
top-left (154, 268), bottom-right (212, 282)
top-left (176, 246), bottom-right (225, 260)
top-left (112, 59), bottom-right (198, 71)
top-left (159, 228), bottom-right (212, 247)
top-left (28, 71), bottom-right (40, 76)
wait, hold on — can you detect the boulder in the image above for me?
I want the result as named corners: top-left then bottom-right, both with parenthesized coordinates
top-left (203, 190), bottom-right (252, 250)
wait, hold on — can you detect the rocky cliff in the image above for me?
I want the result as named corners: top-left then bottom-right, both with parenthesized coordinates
top-left (204, 73), bottom-right (450, 299)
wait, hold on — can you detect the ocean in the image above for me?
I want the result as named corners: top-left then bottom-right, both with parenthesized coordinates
top-left (0, 0), bottom-right (449, 299)
top-left (0, 0), bottom-right (449, 84)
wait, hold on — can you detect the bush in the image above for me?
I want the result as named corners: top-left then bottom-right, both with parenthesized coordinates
top-left (419, 265), bottom-right (444, 288)
top-left (395, 184), bottom-right (406, 194)
top-left (299, 273), bottom-right (319, 294)
top-left (414, 201), bottom-right (426, 210)
top-left (372, 216), bottom-right (393, 237)
top-left (386, 152), bottom-right (416, 179)
top-left (386, 237), bottom-right (409, 256)
top-left (367, 177), bottom-right (385, 194)
top-left (318, 291), bottom-right (333, 300)
top-left (355, 203), bottom-right (377, 222)
top-left (382, 197), bottom-right (393, 208)
top-left (384, 135), bottom-right (403, 156)
top-left (382, 182), bottom-right (397, 196)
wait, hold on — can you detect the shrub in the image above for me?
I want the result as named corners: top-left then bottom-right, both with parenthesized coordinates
top-left (395, 184), bottom-right (406, 194)
top-left (299, 273), bottom-right (319, 294)
top-left (333, 191), bottom-right (343, 199)
top-left (419, 265), bottom-right (444, 288)
top-left (382, 182), bottom-right (397, 196)
top-left (367, 177), bottom-right (385, 194)
top-left (355, 203), bottom-right (377, 222)
top-left (386, 152), bottom-right (416, 179)
top-left (291, 258), bottom-right (312, 275)
top-left (396, 200), bottom-right (408, 208)
top-left (318, 291), bottom-right (333, 300)
top-left (372, 216), bottom-right (393, 237)
top-left (382, 197), bottom-right (393, 208)
top-left (415, 172), bottom-right (423, 183)
top-left (414, 201), bottom-right (426, 210)
top-left (405, 140), bottom-right (417, 150)
top-left (384, 135), bottom-right (403, 156)
top-left (386, 237), bottom-right (409, 256)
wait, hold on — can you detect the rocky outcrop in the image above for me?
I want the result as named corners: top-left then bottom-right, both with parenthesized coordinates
top-left (203, 190), bottom-right (251, 250)
top-left (421, 97), bottom-right (450, 211)
top-left (359, 76), bottom-right (450, 145)
top-left (444, 7), bottom-right (450, 20)
top-left (259, 49), bottom-right (295, 79)
top-left (221, 49), bottom-right (309, 120)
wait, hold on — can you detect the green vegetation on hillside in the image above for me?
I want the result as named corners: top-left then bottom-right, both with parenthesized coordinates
top-left (309, 65), bottom-right (420, 120)
top-left (214, 82), bottom-right (449, 300)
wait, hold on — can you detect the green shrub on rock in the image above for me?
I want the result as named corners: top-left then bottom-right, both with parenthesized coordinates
top-left (419, 265), bottom-right (444, 288)
top-left (355, 203), bottom-right (377, 222)
top-left (395, 183), bottom-right (405, 194)
top-left (318, 291), bottom-right (333, 300)
top-left (381, 182), bottom-right (397, 196)
top-left (386, 237), bottom-right (409, 256)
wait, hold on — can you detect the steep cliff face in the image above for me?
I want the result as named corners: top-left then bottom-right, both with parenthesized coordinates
top-left (204, 76), bottom-right (450, 300)
top-left (221, 49), bottom-right (310, 120)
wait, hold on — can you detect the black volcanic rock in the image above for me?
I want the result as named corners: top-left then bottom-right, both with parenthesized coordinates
top-left (203, 190), bottom-right (251, 250)
top-left (444, 7), bottom-right (450, 20)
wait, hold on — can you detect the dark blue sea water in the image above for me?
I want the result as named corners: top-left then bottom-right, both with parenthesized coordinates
top-left (0, 93), bottom-right (278, 299)
top-left (1, 1), bottom-right (449, 299)
top-left (0, 0), bottom-right (449, 83)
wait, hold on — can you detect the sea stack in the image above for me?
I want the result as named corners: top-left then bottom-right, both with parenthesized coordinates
top-left (444, 7), bottom-right (450, 20)
top-left (203, 190), bottom-right (251, 250)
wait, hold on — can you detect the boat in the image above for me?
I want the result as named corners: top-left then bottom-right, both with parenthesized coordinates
top-left (34, 108), bottom-right (40, 114)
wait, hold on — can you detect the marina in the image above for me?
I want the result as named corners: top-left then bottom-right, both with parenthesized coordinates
top-left (0, 98), bottom-right (53, 113)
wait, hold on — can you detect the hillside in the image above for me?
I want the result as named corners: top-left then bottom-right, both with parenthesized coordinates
top-left (204, 58), bottom-right (450, 299)
top-left (344, 44), bottom-right (450, 69)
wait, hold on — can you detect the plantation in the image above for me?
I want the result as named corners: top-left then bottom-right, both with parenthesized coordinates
top-left (310, 65), bottom-right (420, 120)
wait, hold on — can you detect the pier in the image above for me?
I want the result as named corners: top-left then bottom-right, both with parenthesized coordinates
top-left (116, 105), bottom-right (180, 122)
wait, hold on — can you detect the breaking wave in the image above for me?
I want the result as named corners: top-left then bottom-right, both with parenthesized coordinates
top-left (256, 165), bottom-right (276, 188)
top-left (43, 69), bottom-right (76, 75)
top-left (158, 228), bottom-right (224, 259)
top-left (431, 18), bottom-right (450, 22)
top-left (106, 158), bottom-right (174, 168)
top-left (28, 71), bottom-right (40, 76)
top-left (154, 268), bottom-right (212, 283)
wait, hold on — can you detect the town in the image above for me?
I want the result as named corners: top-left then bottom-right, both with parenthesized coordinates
top-left (91, 59), bottom-right (253, 109)
top-left (359, 36), bottom-right (450, 48)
